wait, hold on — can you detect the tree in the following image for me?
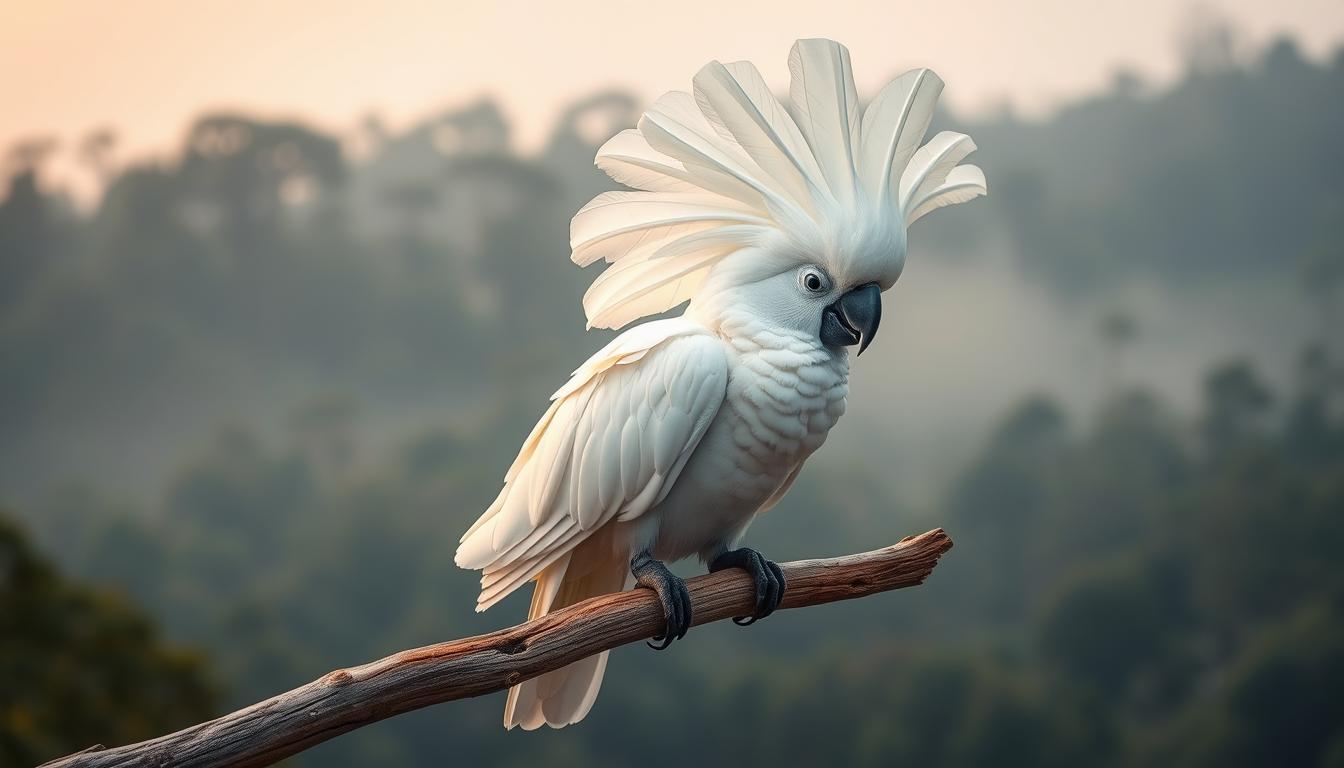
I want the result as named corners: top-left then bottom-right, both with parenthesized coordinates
top-left (1141, 600), bottom-right (1344, 767)
top-left (1098, 310), bottom-right (1138, 395)
top-left (177, 114), bottom-right (344, 256)
top-left (0, 513), bottom-right (217, 766)
top-left (1201, 361), bottom-right (1273, 452)
top-left (0, 139), bottom-right (64, 312)
top-left (77, 128), bottom-right (119, 184)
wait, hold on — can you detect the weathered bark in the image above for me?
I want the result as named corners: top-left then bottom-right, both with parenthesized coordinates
top-left (44, 529), bottom-right (953, 768)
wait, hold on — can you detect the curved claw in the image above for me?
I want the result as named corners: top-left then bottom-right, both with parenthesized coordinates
top-left (709, 547), bottom-right (787, 624)
top-left (632, 551), bottom-right (692, 650)
top-left (765, 559), bottom-right (785, 615)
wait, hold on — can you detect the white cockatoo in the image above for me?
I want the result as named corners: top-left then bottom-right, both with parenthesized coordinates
top-left (457, 38), bottom-right (985, 730)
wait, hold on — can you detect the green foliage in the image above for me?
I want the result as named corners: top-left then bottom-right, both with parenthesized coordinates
top-left (1139, 599), bottom-right (1344, 768)
top-left (1039, 553), bottom-right (1196, 706)
top-left (13, 344), bottom-right (1340, 766)
top-left (0, 514), bottom-right (217, 766)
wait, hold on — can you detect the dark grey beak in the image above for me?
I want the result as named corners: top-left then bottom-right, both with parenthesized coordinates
top-left (819, 282), bottom-right (882, 355)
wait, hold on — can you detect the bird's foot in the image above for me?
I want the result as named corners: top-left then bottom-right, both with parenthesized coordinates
top-left (632, 551), bottom-right (691, 650)
top-left (709, 548), bottom-right (786, 626)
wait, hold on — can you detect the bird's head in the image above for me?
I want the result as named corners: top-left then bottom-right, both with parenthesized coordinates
top-left (571, 39), bottom-right (986, 356)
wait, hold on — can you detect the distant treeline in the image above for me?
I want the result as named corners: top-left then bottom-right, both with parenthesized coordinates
top-left (2, 37), bottom-right (1341, 497)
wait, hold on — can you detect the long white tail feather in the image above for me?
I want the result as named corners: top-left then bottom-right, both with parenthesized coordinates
top-left (503, 528), bottom-right (632, 730)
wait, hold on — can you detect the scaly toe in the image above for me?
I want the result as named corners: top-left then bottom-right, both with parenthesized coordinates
top-left (633, 551), bottom-right (693, 650)
top-left (711, 547), bottom-right (788, 624)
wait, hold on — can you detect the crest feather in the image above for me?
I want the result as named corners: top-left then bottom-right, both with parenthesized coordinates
top-left (788, 39), bottom-right (862, 207)
top-left (574, 39), bottom-right (986, 329)
top-left (693, 59), bottom-right (827, 216)
top-left (899, 131), bottom-right (979, 211)
top-left (858, 68), bottom-right (944, 207)
top-left (571, 191), bottom-right (767, 267)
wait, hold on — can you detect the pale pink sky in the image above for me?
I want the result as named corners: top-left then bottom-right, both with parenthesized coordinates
top-left (4, 0), bottom-right (1342, 195)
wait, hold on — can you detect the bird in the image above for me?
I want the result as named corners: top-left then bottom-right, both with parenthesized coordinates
top-left (456, 37), bottom-right (985, 730)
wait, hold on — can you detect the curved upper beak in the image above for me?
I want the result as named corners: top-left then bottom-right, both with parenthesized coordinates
top-left (819, 282), bottom-right (883, 355)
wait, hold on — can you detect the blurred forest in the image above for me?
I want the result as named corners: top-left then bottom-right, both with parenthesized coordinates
top-left (3, 30), bottom-right (1344, 766)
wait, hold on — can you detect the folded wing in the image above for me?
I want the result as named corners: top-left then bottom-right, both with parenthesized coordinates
top-left (455, 318), bottom-right (729, 611)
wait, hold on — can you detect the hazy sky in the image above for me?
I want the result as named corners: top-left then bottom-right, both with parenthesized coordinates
top-left (4, 0), bottom-right (1342, 183)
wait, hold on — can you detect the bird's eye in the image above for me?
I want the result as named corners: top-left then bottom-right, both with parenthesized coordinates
top-left (799, 267), bottom-right (830, 294)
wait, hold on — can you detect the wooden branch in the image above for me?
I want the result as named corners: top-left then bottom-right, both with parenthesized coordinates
top-left (44, 529), bottom-right (953, 768)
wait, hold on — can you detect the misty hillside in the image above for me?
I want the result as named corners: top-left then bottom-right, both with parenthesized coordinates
top-left (3, 37), bottom-right (1339, 507)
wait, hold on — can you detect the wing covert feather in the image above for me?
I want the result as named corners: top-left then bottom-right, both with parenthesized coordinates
top-left (456, 321), bottom-right (728, 611)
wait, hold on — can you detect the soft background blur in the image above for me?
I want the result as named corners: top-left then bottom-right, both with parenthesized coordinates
top-left (4, 1), bottom-right (1344, 765)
